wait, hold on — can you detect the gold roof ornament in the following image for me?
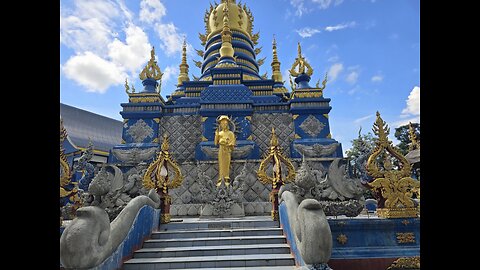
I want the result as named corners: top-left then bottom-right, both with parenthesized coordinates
top-left (143, 134), bottom-right (184, 194)
top-left (139, 47), bottom-right (164, 81)
top-left (271, 36), bottom-right (283, 83)
top-left (317, 72), bottom-right (328, 91)
top-left (289, 42), bottom-right (314, 77)
top-left (205, 0), bottom-right (255, 40)
top-left (257, 127), bottom-right (296, 189)
top-left (60, 118), bottom-right (71, 188)
top-left (218, 2), bottom-right (235, 59)
top-left (408, 122), bottom-right (420, 151)
top-left (366, 112), bottom-right (420, 218)
top-left (177, 39), bottom-right (190, 86)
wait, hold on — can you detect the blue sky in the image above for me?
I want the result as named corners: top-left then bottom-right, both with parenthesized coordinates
top-left (60, 0), bottom-right (420, 154)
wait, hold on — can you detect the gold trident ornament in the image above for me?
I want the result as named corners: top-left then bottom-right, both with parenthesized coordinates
top-left (257, 127), bottom-right (295, 220)
top-left (143, 135), bottom-right (183, 223)
top-left (366, 112), bottom-right (420, 218)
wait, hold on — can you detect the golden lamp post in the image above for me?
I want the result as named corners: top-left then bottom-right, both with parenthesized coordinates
top-left (143, 135), bottom-right (183, 223)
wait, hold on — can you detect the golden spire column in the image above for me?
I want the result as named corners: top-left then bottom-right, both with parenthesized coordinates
top-left (177, 39), bottom-right (190, 86)
top-left (143, 135), bottom-right (184, 223)
top-left (257, 128), bottom-right (296, 220)
top-left (218, 2), bottom-right (235, 60)
top-left (271, 36), bottom-right (283, 83)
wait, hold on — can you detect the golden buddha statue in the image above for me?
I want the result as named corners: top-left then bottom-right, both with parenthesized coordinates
top-left (214, 115), bottom-right (236, 187)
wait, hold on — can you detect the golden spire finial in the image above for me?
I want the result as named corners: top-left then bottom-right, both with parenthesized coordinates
top-left (161, 134), bottom-right (169, 152)
top-left (271, 35), bottom-right (283, 83)
top-left (372, 111), bottom-right (390, 145)
top-left (177, 38), bottom-right (190, 86)
top-left (289, 42), bottom-right (313, 77)
top-left (270, 127), bottom-right (279, 147)
top-left (140, 46), bottom-right (163, 81)
top-left (219, 2), bottom-right (235, 59)
top-left (258, 127), bottom-right (296, 189)
top-left (408, 122), bottom-right (420, 151)
top-left (125, 78), bottom-right (131, 94)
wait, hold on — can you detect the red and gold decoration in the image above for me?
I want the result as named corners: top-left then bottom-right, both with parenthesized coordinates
top-left (143, 134), bottom-right (183, 223)
top-left (366, 112), bottom-right (420, 218)
top-left (257, 127), bottom-right (295, 220)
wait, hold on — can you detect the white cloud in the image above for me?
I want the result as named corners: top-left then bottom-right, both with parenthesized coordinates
top-left (401, 86), bottom-right (420, 117)
top-left (162, 65), bottom-right (179, 84)
top-left (290, 0), bottom-right (309, 17)
top-left (346, 71), bottom-right (359, 84)
top-left (296, 27), bottom-right (321, 38)
top-left (155, 23), bottom-right (184, 56)
top-left (60, 15), bottom-right (115, 55)
top-left (108, 24), bottom-right (151, 73)
top-left (328, 63), bottom-right (344, 82)
top-left (392, 116), bottom-right (420, 128)
top-left (327, 56), bottom-right (339, 62)
top-left (371, 75), bottom-right (383, 82)
top-left (325, 21), bottom-right (356, 32)
top-left (283, 69), bottom-right (292, 88)
top-left (62, 52), bottom-right (126, 93)
top-left (74, 0), bottom-right (120, 24)
top-left (353, 114), bottom-right (374, 124)
top-left (139, 0), bottom-right (166, 24)
top-left (290, 0), bottom-right (343, 17)
top-left (312, 0), bottom-right (343, 9)
top-left (347, 85), bottom-right (360, 95)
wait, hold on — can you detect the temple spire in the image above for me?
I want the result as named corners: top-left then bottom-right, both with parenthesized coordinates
top-left (271, 36), bottom-right (283, 83)
top-left (177, 38), bottom-right (190, 86)
top-left (219, 2), bottom-right (235, 60)
top-left (289, 42), bottom-right (313, 77)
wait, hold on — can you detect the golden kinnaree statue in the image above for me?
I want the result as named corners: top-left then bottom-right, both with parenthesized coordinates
top-left (214, 115), bottom-right (236, 187)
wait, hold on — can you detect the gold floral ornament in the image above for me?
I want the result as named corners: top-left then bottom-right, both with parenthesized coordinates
top-left (60, 118), bottom-right (71, 189)
top-left (257, 127), bottom-right (296, 189)
top-left (143, 135), bottom-right (183, 193)
top-left (387, 256), bottom-right (420, 270)
top-left (60, 118), bottom-right (81, 209)
top-left (366, 112), bottom-right (420, 218)
top-left (139, 47), bottom-right (163, 81)
top-left (289, 42), bottom-right (314, 77)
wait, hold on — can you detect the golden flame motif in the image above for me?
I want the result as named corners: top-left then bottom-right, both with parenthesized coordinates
top-left (143, 135), bottom-right (183, 193)
top-left (257, 127), bottom-right (295, 189)
top-left (289, 42), bottom-right (314, 77)
top-left (139, 47), bottom-right (163, 81)
top-left (366, 112), bottom-right (420, 218)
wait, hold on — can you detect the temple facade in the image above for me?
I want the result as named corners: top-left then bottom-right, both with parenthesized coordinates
top-left (109, 0), bottom-right (343, 216)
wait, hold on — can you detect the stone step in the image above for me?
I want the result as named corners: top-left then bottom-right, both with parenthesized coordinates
top-left (143, 235), bottom-right (287, 248)
top-left (134, 243), bottom-right (291, 258)
top-left (151, 227), bottom-right (283, 239)
top-left (162, 217), bottom-right (278, 231)
top-left (123, 254), bottom-right (295, 269)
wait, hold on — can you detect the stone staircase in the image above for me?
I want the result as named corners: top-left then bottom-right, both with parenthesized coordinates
top-left (123, 216), bottom-right (296, 269)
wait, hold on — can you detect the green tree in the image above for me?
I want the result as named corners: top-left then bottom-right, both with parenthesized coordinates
top-left (394, 123), bottom-right (420, 156)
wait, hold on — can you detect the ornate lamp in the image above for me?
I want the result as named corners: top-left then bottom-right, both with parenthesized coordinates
top-left (257, 128), bottom-right (296, 220)
top-left (366, 112), bottom-right (420, 218)
top-left (143, 135), bottom-right (183, 223)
